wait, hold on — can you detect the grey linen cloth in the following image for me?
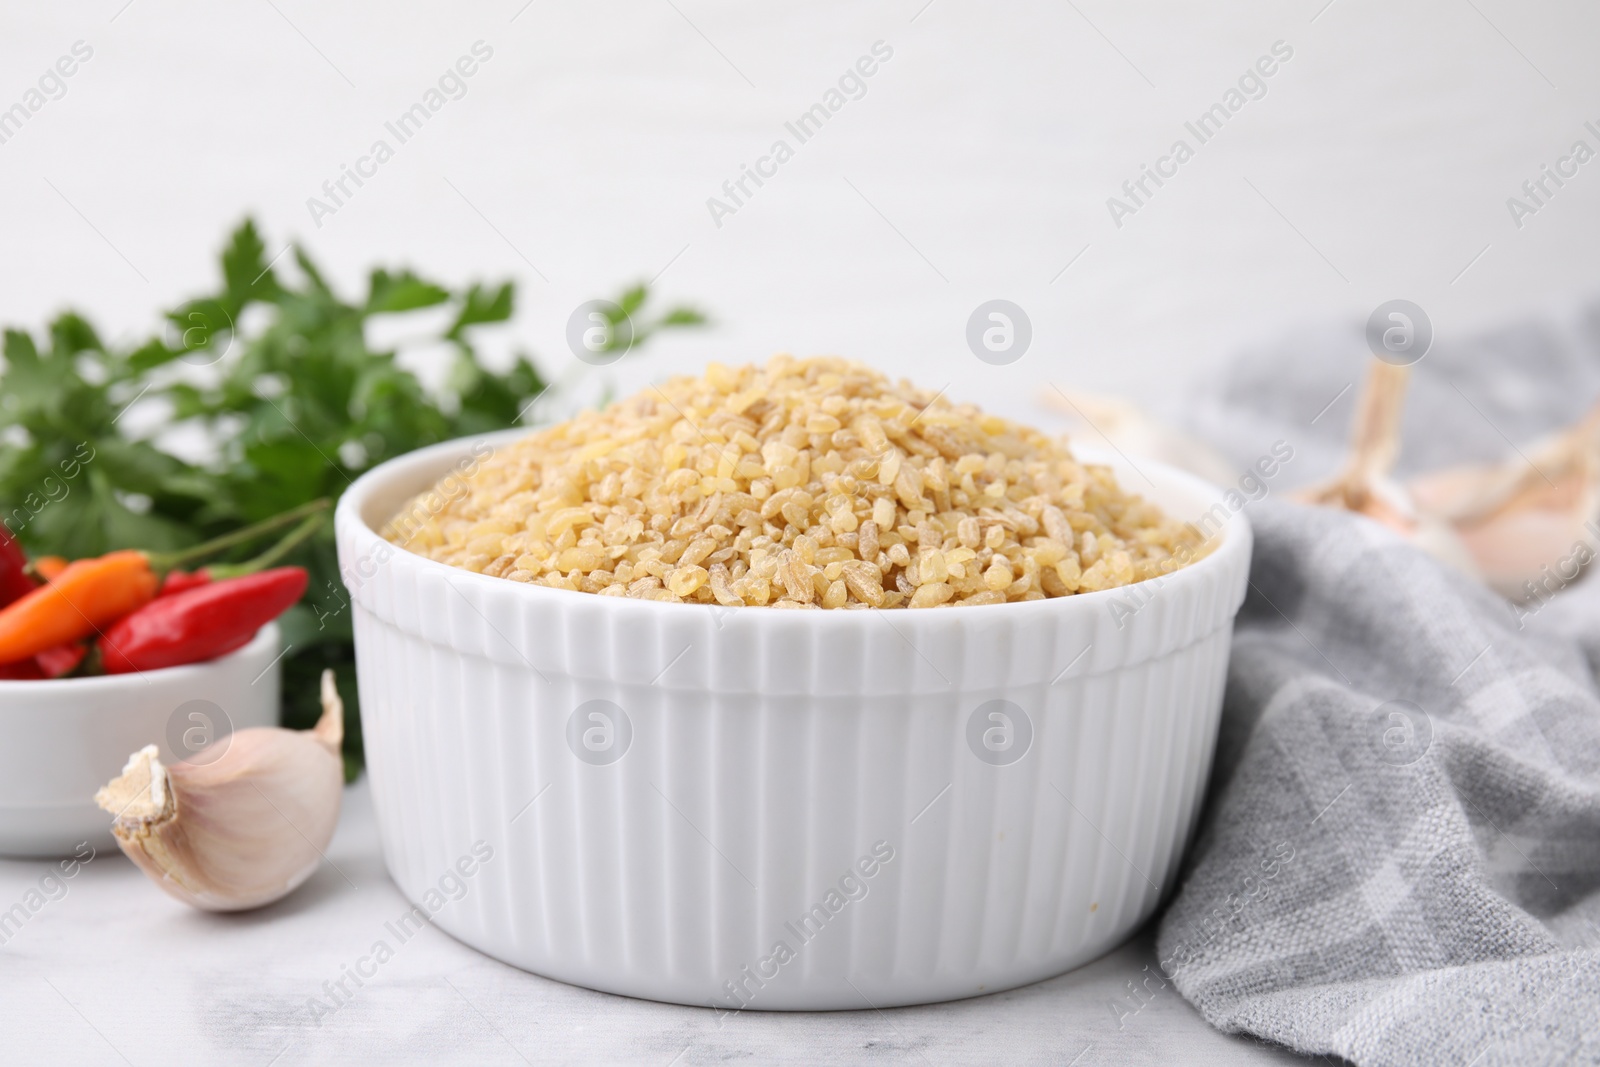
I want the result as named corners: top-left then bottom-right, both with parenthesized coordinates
top-left (1152, 307), bottom-right (1600, 1066)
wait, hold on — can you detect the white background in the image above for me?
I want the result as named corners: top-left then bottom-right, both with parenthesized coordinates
top-left (4, 0), bottom-right (1598, 429)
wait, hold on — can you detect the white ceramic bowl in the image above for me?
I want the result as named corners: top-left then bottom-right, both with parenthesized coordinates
top-left (337, 433), bottom-right (1251, 1010)
top-left (0, 623), bottom-right (283, 858)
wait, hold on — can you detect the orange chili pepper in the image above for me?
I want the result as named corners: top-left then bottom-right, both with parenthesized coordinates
top-left (0, 550), bottom-right (158, 664)
top-left (34, 556), bottom-right (69, 581)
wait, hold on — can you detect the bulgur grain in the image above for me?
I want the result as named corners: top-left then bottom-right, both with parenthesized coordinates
top-left (384, 356), bottom-right (1205, 607)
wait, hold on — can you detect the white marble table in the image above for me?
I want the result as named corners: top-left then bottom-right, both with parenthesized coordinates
top-left (0, 780), bottom-right (1311, 1066)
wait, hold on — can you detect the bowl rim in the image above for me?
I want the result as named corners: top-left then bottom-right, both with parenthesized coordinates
top-left (0, 621), bottom-right (280, 698)
top-left (337, 427), bottom-right (1252, 629)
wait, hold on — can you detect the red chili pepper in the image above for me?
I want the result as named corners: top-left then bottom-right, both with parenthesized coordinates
top-left (36, 643), bottom-right (87, 678)
top-left (0, 528), bottom-right (36, 609)
top-left (0, 644), bottom-right (83, 681)
top-left (98, 567), bottom-right (308, 674)
top-left (0, 648), bottom-right (87, 680)
top-left (159, 569), bottom-right (213, 597)
top-left (0, 658), bottom-right (45, 680)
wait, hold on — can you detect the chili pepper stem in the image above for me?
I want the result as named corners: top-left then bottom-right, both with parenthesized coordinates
top-left (68, 645), bottom-right (102, 679)
top-left (206, 514), bottom-right (327, 580)
top-left (152, 499), bottom-right (330, 572)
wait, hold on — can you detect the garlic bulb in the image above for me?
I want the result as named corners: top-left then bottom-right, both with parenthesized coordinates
top-left (1298, 359), bottom-right (1600, 598)
top-left (1038, 359), bottom-right (1600, 601)
top-left (94, 670), bottom-right (345, 911)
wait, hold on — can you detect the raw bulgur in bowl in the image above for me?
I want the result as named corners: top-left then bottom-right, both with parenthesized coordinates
top-left (382, 356), bottom-right (1205, 609)
top-left (336, 366), bottom-right (1253, 1008)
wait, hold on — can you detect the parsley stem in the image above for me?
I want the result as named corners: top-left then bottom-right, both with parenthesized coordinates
top-left (152, 499), bottom-right (331, 570)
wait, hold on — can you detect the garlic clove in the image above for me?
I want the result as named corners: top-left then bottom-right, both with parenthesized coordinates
top-left (94, 669), bottom-right (346, 912)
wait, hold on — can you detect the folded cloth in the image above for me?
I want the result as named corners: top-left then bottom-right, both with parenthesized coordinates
top-left (1156, 313), bottom-right (1600, 1066)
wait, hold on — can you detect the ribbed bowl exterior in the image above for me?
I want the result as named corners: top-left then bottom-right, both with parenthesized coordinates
top-left (337, 433), bottom-right (1252, 1010)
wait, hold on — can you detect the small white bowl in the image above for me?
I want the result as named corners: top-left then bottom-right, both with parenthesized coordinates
top-left (337, 433), bottom-right (1251, 1010)
top-left (0, 623), bottom-right (283, 858)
